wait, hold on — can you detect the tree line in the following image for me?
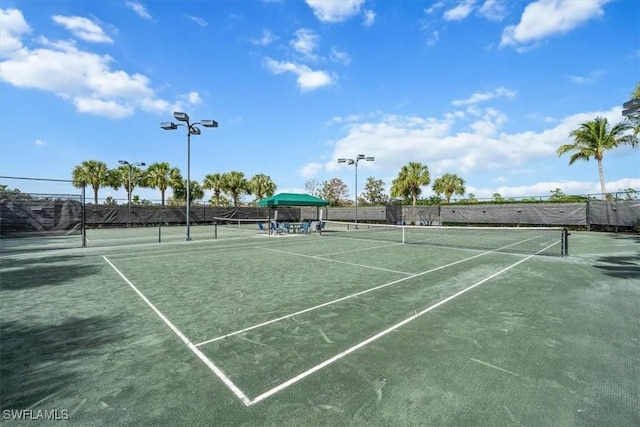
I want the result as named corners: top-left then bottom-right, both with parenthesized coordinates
top-left (70, 161), bottom-right (277, 206)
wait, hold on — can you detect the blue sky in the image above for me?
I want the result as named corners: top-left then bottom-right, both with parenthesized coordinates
top-left (0, 0), bottom-right (638, 203)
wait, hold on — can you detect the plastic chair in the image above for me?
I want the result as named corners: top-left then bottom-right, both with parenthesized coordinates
top-left (300, 221), bottom-right (310, 234)
top-left (271, 221), bottom-right (285, 235)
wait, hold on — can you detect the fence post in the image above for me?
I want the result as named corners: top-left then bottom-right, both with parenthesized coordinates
top-left (82, 186), bottom-right (86, 248)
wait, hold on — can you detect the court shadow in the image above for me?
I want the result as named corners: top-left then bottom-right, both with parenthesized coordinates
top-left (0, 255), bottom-right (87, 268)
top-left (593, 254), bottom-right (640, 279)
top-left (0, 315), bottom-right (126, 411)
top-left (0, 263), bottom-right (102, 291)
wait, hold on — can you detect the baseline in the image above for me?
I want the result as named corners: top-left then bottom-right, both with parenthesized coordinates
top-left (102, 255), bottom-right (252, 406)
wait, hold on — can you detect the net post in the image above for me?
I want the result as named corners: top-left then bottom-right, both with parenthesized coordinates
top-left (562, 228), bottom-right (569, 257)
top-left (402, 225), bottom-right (405, 244)
top-left (214, 222), bottom-right (218, 240)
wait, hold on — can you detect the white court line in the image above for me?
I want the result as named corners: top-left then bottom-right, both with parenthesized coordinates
top-left (314, 242), bottom-right (402, 257)
top-left (256, 246), bottom-right (414, 275)
top-left (102, 255), bottom-right (252, 407)
top-left (195, 248), bottom-right (497, 347)
top-left (248, 242), bottom-right (556, 406)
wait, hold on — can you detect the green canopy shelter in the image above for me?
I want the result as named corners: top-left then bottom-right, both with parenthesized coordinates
top-left (257, 192), bottom-right (329, 207)
top-left (258, 193), bottom-right (329, 234)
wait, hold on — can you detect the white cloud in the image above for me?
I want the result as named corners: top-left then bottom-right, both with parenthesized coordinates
top-left (0, 8), bottom-right (31, 57)
top-left (325, 105), bottom-right (627, 189)
top-left (298, 162), bottom-right (324, 178)
top-left (501, 0), bottom-right (611, 49)
top-left (0, 9), bottom-right (175, 119)
top-left (177, 91), bottom-right (202, 105)
top-left (330, 47), bottom-right (351, 65)
top-left (426, 30), bottom-right (440, 47)
top-left (290, 28), bottom-right (320, 59)
top-left (443, 0), bottom-right (477, 21)
top-left (452, 87), bottom-right (516, 106)
top-left (264, 58), bottom-right (335, 92)
top-left (187, 15), bottom-right (208, 27)
top-left (478, 0), bottom-right (507, 21)
top-left (251, 29), bottom-right (277, 46)
top-left (305, 0), bottom-right (365, 23)
top-left (125, 1), bottom-right (152, 20)
top-left (34, 139), bottom-right (45, 146)
top-left (74, 97), bottom-right (134, 118)
top-left (568, 70), bottom-right (604, 84)
top-left (425, 1), bottom-right (447, 14)
top-left (52, 15), bottom-right (113, 44)
top-left (362, 10), bottom-right (376, 27)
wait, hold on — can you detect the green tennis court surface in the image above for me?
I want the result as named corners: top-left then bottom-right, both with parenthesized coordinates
top-left (1, 231), bottom-right (638, 425)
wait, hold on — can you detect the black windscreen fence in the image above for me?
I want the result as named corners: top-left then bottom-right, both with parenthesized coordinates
top-left (2, 195), bottom-right (638, 239)
top-left (0, 193), bottom-right (83, 237)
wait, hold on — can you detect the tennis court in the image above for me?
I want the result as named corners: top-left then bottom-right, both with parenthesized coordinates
top-left (1, 225), bottom-right (638, 426)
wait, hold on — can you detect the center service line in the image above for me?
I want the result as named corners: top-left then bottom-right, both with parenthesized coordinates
top-left (248, 243), bottom-right (556, 406)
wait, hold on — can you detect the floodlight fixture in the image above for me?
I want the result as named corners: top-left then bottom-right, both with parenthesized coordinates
top-left (201, 119), bottom-right (219, 128)
top-left (622, 99), bottom-right (640, 117)
top-left (161, 111), bottom-right (218, 241)
top-left (160, 122), bottom-right (178, 130)
top-left (118, 160), bottom-right (127, 165)
top-left (174, 111), bottom-right (190, 122)
top-left (337, 153), bottom-right (376, 225)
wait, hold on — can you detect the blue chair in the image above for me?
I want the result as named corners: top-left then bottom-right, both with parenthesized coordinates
top-left (282, 222), bottom-right (291, 233)
top-left (257, 222), bottom-right (267, 233)
top-left (299, 221), bottom-right (310, 234)
top-left (271, 221), bottom-right (285, 235)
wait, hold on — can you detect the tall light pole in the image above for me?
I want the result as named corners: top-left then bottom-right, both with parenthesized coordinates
top-left (118, 160), bottom-right (145, 227)
top-left (338, 154), bottom-right (375, 225)
top-left (161, 111), bottom-right (218, 241)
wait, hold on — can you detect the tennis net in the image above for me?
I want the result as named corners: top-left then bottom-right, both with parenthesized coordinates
top-left (320, 221), bottom-right (568, 256)
top-left (212, 217), bottom-right (269, 232)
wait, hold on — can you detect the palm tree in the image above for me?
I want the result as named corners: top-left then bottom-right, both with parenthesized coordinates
top-left (390, 162), bottom-right (430, 206)
top-left (203, 173), bottom-right (226, 207)
top-left (558, 117), bottom-right (634, 199)
top-left (171, 178), bottom-right (204, 204)
top-left (248, 173), bottom-right (277, 203)
top-left (432, 173), bottom-right (466, 203)
top-left (143, 162), bottom-right (181, 206)
top-left (626, 82), bottom-right (640, 141)
top-left (390, 162), bottom-right (430, 224)
top-left (72, 160), bottom-right (112, 204)
top-left (115, 164), bottom-right (146, 205)
top-left (222, 171), bottom-right (249, 207)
